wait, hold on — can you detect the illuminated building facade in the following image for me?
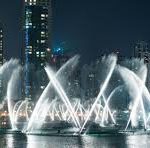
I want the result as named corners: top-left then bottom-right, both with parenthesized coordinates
top-left (0, 23), bottom-right (3, 100)
top-left (0, 24), bottom-right (3, 65)
top-left (134, 41), bottom-right (150, 90)
top-left (81, 64), bottom-right (99, 100)
top-left (134, 41), bottom-right (150, 63)
top-left (23, 0), bottom-right (51, 100)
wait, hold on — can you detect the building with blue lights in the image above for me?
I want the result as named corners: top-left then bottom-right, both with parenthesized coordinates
top-left (0, 23), bottom-right (4, 100)
top-left (0, 23), bottom-right (3, 66)
top-left (23, 0), bottom-right (52, 100)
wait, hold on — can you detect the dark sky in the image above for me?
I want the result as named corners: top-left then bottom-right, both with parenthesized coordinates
top-left (0, 0), bottom-right (150, 62)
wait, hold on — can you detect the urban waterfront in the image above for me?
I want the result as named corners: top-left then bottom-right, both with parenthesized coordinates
top-left (0, 134), bottom-right (150, 148)
top-left (1, 0), bottom-right (150, 147)
top-left (1, 54), bottom-right (150, 147)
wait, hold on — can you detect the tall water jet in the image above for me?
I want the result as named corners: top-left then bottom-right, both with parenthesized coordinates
top-left (117, 65), bottom-right (148, 130)
top-left (13, 99), bottom-right (33, 131)
top-left (0, 59), bottom-right (19, 75)
top-left (2, 54), bottom-right (150, 134)
top-left (101, 85), bottom-right (124, 126)
top-left (6, 66), bottom-right (22, 130)
top-left (0, 59), bottom-right (20, 104)
top-left (45, 66), bottom-right (81, 128)
top-left (26, 55), bottom-right (80, 132)
top-left (80, 54), bottom-right (117, 133)
top-left (12, 100), bottom-right (23, 122)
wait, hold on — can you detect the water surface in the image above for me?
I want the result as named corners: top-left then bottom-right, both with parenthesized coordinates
top-left (0, 134), bottom-right (150, 148)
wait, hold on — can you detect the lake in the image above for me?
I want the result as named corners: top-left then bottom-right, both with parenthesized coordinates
top-left (0, 134), bottom-right (150, 148)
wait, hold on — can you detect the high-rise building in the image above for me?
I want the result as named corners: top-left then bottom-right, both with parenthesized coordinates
top-left (134, 41), bottom-right (150, 63)
top-left (134, 41), bottom-right (150, 90)
top-left (0, 23), bottom-right (3, 65)
top-left (81, 63), bottom-right (99, 100)
top-left (23, 0), bottom-right (52, 100)
top-left (0, 23), bottom-right (4, 100)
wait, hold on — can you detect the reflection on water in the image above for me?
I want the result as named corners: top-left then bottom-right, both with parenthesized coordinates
top-left (0, 134), bottom-right (150, 148)
top-left (126, 135), bottom-right (150, 148)
top-left (0, 134), bottom-right (27, 148)
top-left (81, 136), bottom-right (126, 148)
top-left (27, 135), bottom-right (84, 148)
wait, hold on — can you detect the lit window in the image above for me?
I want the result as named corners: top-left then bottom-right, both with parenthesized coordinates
top-left (28, 23), bottom-right (32, 26)
top-left (40, 86), bottom-right (45, 89)
top-left (41, 14), bottom-right (45, 17)
top-left (41, 34), bottom-right (45, 38)
top-left (41, 40), bottom-right (45, 43)
top-left (41, 31), bottom-right (45, 37)
top-left (25, 26), bottom-right (29, 29)
top-left (41, 52), bottom-right (45, 54)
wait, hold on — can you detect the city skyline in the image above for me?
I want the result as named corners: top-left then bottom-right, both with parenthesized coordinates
top-left (0, 0), bottom-right (150, 63)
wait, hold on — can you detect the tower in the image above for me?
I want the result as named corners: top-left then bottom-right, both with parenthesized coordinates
top-left (0, 23), bottom-right (3, 65)
top-left (0, 23), bottom-right (4, 100)
top-left (134, 41), bottom-right (150, 90)
top-left (23, 0), bottom-right (52, 100)
top-left (134, 41), bottom-right (150, 63)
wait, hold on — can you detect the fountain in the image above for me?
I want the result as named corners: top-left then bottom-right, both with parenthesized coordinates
top-left (26, 55), bottom-right (80, 132)
top-left (1, 54), bottom-right (150, 135)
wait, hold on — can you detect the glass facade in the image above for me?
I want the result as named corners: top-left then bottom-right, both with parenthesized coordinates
top-left (0, 25), bottom-right (3, 65)
top-left (134, 41), bottom-right (150, 63)
top-left (23, 0), bottom-right (51, 100)
top-left (0, 24), bottom-right (3, 100)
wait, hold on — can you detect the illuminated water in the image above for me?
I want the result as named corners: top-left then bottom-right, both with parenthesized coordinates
top-left (2, 54), bottom-right (150, 134)
top-left (0, 134), bottom-right (150, 148)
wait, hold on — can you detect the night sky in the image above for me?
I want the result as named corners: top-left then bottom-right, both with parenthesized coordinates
top-left (0, 0), bottom-right (150, 62)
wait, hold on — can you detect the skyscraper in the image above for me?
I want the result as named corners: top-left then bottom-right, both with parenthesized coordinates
top-left (134, 41), bottom-right (150, 90)
top-left (0, 23), bottom-right (3, 65)
top-left (23, 0), bottom-right (52, 100)
top-left (134, 41), bottom-right (150, 63)
top-left (0, 23), bottom-right (4, 100)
